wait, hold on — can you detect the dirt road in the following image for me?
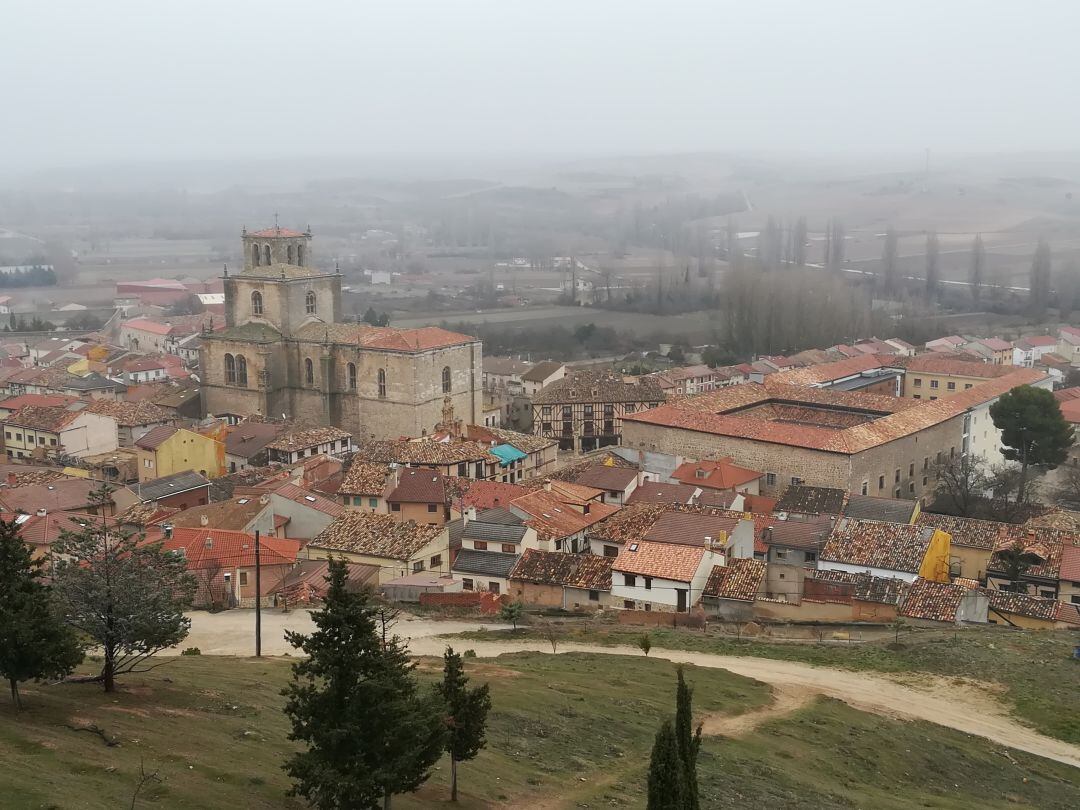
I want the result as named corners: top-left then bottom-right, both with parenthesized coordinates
top-left (408, 637), bottom-right (1080, 769)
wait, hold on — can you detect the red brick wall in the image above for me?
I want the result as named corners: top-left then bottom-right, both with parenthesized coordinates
top-left (420, 591), bottom-right (507, 614)
top-left (617, 609), bottom-right (705, 628)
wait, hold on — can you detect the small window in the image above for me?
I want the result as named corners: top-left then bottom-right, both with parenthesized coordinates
top-left (252, 243), bottom-right (261, 267)
top-left (287, 244), bottom-right (295, 264)
top-left (305, 290), bottom-right (317, 315)
top-left (908, 482), bottom-right (915, 493)
top-left (861, 481), bottom-right (868, 495)
top-left (501, 543), bottom-right (515, 553)
top-left (297, 244), bottom-right (305, 266)
top-left (368, 497), bottom-right (378, 508)
top-left (894, 468), bottom-right (900, 483)
top-left (305, 358), bottom-right (314, 386)
top-left (878, 475), bottom-right (885, 490)
top-left (378, 368), bottom-right (387, 399)
top-left (474, 540), bottom-right (488, 550)
top-left (442, 365), bottom-right (452, 394)
top-left (913, 378), bottom-right (922, 387)
top-left (589, 590), bottom-right (600, 602)
top-left (3, 432), bottom-right (8, 440)
top-left (930, 379), bottom-right (939, 389)
top-left (263, 244), bottom-right (271, 265)
top-left (239, 572), bottom-right (249, 586)
top-left (765, 472), bottom-right (777, 486)
top-left (623, 600), bottom-right (635, 609)
top-left (462, 578), bottom-right (474, 590)
top-left (964, 383), bottom-right (973, 389)
top-left (347, 363), bottom-right (357, 391)
top-left (775, 549), bottom-right (788, 559)
top-left (412, 561), bottom-right (425, 573)
top-left (791, 476), bottom-right (803, 486)
top-left (644, 577), bottom-right (652, 591)
top-left (427, 504), bottom-right (438, 513)
top-left (38, 436), bottom-right (45, 445)
top-left (391, 503), bottom-right (401, 512)
top-left (947, 381), bottom-right (956, 391)
top-left (236, 355), bottom-right (248, 387)
top-left (251, 290), bottom-right (263, 316)
top-left (624, 574), bottom-right (637, 587)
top-left (224, 353), bottom-right (236, 384)
top-left (430, 555), bottom-right (442, 568)
top-left (913, 394), bottom-right (921, 399)
top-left (603, 545), bottom-right (618, 557)
top-left (488, 582), bottom-right (500, 595)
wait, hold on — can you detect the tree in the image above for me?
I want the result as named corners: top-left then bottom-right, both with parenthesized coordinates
top-left (1058, 261), bottom-right (1080, 322)
top-left (881, 227), bottom-right (899, 294)
top-left (282, 560), bottom-right (445, 810)
top-left (498, 601), bottom-right (523, 631)
top-left (0, 520), bottom-right (82, 708)
top-left (970, 234), bottom-right (986, 303)
top-left (52, 498), bottom-right (194, 692)
top-left (925, 230), bottom-right (940, 301)
top-left (931, 454), bottom-right (989, 517)
top-left (989, 385), bottom-right (1074, 502)
top-left (1029, 238), bottom-right (1052, 317)
top-left (994, 540), bottom-right (1045, 592)
top-left (638, 633), bottom-right (652, 656)
top-left (890, 616), bottom-right (908, 644)
top-left (674, 668), bottom-right (702, 810)
top-left (667, 344), bottom-right (686, 365)
top-left (438, 647), bottom-right (492, 802)
top-left (646, 720), bottom-right (686, 810)
top-left (791, 217), bottom-right (808, 267)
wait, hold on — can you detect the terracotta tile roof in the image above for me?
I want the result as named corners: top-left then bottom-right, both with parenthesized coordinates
top-left (361, 437), bottom-right (491, 465)
top-left (169, 497), bottom-right (270, 531)
top-left (85, 399), bottom-right (173, 427)
top-left (224, 422), bottom-right (286, 459)
top-left (983, 588), bottom-right (1058, 621)
top-left (522, 360), bottom-right (565, 383)
top-left (900, 578), bottom-right (968, 622)
top-left (702, 558), bottom-right (765, 601)
top-left (248, 226), bottom-right (306, 237)
top-left (549, 451), bottom-right (639, 483)
top-left (310, 512), bottom-right (444, 560)
top-left (987, 529), bottom-right (1068, 580)
top-left (903, 355), bottom-right (1017, 378)
top-left (0, 478), bottom-right (105, 513)
top-left (17, 510), bottom-right (118, 547)
top-left (2, 405), bottom-right (81, 432)
top-left (292, 322), bottom-right (476, 351)
top-left (810, 569), bottom-right (904, 605)
top-left (532, 369), bottom-right (666, 405)
top-left (586, 503), bottom-right (668, 544)
top-left (266, 426), bottom-right (352, 453)
top-left (775, 485), bottom-right (847, 516)
top-left (508, 490), bottom-right (618, 541)
top-left (573, 465), bottom-right (640, 491)
top-left (339, 462), bottom-right (391, 496)
top-left (116, 501), bottom-right (178, 527)
top-left (448, 479), bottom-right (528, 511)
top-left (0, 393), bottom-right (78, 411)
top-left (1053, 386), bottom-right (1080, 403)
top-left (464, 424), bottom-right (557, 454)
top-left (508, 548), bottom-right (613, 590)
top-left (1018, 335), bottom-right (1059, 349)
top-left (543, 480), bottom-right (605, 505)
top-left (627, 481), bottom-right (698, 505)
top-left (694, 489), bottom-right (738, 509)
top-left (122, 318), bottom-right (172, 336)
top-left (272, 482), bottom-right (347, 517)
top-left (1055, 602), bottom-right (1080, 625)
top-left (772, 354), bottom-right (899, 386)
top-left (164, 528), bottom-right (300, 570)
top-left (915, 513), bottom-right (1020, 551)
top-left (134, 424), bottom-right (181, 450)
top-left (671, 458), bottom-right (762, 490)
top-left (388, 469), bottom-right (447, 504)
top-left (821, 518), bottom-right (934, 574)
top-left (613, 540), bottom-right (706, 582)
top-left (1060, 542), bottom-right (1080, 583)
top-left (642, 511), bottom-right (740, 547)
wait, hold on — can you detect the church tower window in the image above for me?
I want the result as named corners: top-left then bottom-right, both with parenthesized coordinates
top-left (224, 353), bottom-right (236, 384)
top-left (442, 365), bottom-right (451, 394)
top-left (287, 244), bottom-right (295, 264)
top-left (252, 244), bottom-right (261, 267)
top-left (263, 244), bottom-right (272, 265)
top-left (305, 358), bottom-right (315, 386)
top-left (306, 291), bottom-right (317, 315)
top-left (251, 291), bottom-right (263, 316)
top-left (347, 362), bottom-right (357, 390)
top-left (297, 244), bottom-right (304, 266)
top-left (236, 355), bottom-right (248, 387)
top-left (377, 368), bottom-right (387, 399)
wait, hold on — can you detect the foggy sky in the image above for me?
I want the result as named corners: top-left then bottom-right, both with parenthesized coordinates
top-left (4, 0), bottom-right (1080, 171)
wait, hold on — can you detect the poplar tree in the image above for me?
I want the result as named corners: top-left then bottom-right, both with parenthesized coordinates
top-left (970, 234), bottom-right (986, 303)
top-left (438, 646), bottom-right (492, 802)
top-left (283, 560), bottom-right (445, 810)
top-left (925, 230), bottom-right (940, 301)
top-left (881, 226), bottom-right (899, 293)
top-left (0, 520), bottom-right (82, 709)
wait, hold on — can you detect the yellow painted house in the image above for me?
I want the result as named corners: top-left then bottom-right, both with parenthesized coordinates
top-left (134, 425), bottom-right (225, 482)
top-left (918, 528), bottom-right (952, 583)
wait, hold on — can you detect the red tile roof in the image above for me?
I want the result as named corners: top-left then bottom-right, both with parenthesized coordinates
top-left (626, 481), bottom-right (698, 505)
top-left (509, 490), bottom-right (618, 541)
top-left (449, 479), bottom-right (529, 511)
top-left (0, 393), bottom-right (78, 411)
top-left (248, 227), bottom-right (306, 238)
top-left (642, 511), bottom-right (740, 547)
top-left (272, 482), bottom-right (347, 517)
top-left (135, 424), bottom-right (181, 450)
top-left (822, 518), bottom-right (934, 574)
top-left (388, 469), bottom-right (447, 504)
top-left (163, 528), bottom-right (300, 569)
top-left (900, 578), bottom-right (968, 622)
top-left (508, 548), bottom-right (613, 590)
top-left (702, 558), bottom-right (765, 601)
top-left (983, 588), bottom-right (1058, 621)
top-left (903, 355), bottom-right (1017, 378)
top-left (122, 318), bottom-right (173, 336)
top-left (671, 458), bottom-right (762, 490)
top-left (613, 540), bottom-right (707, 582)
top-left (1060, 542), bottom-right (1080, 583)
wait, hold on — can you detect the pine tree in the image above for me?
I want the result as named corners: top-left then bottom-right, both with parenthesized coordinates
top-left (438, 646), bottom-right (492, 802)
top-left (646, 720), bottom-right (685, 810)
top-left (990, 384), bottom-right (1074, 502)
top-left (925, 230), bottom-right (940, 301)
top-left (0, 520), bottom-right (83, 708)
top-left (283, 560), bottom-right (445, 810)
top-left (674, 668), bottom-right (702, 810)
top-left (970, 234), bottom-right (986, 303)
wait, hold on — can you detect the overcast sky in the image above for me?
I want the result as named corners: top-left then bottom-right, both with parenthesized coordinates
top-left (4, 0), bottom-right (1079, 170)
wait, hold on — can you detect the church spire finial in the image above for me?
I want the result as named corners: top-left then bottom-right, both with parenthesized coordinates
top-left (274, 212), bottom-right (280, 234)
top-left (223, 263), bottom-right (229, 277)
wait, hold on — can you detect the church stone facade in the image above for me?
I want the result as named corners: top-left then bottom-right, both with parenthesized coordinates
top-left (200, 226), bottom-right (482, 439)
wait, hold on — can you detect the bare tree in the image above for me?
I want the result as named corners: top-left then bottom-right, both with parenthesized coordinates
top-left (925, 230), bottom-right (940, 301)
top-left (130, 759), bottom-right (161, 810)
top-left (970, 234), bottom-right (986, 304)
top-left (791, 217), bottom-right (807, 267)
top-left (1054, 463), bottom-right (1080, 507)
top-left (881, 226), bottom-right (899, 293)
top-left (541, 621), bottom-right (561, 654)
top-left (826, 220), bottom-right (845, 272)
top-left (931, 455), bottom-right (989, 517)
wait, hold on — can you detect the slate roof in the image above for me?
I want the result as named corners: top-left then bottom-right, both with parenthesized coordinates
top-left (762, 516), bottom-right (833, 550)
top-left (310, 512), bottom-right (444, 560)
top-left (983, 588), bottom-right (1059, 621)
top-left (702, 558), bottom-right (765, 601)
top-left (626, 481), bottom-right (697, 505)
top-left (900, 578), bottom-right (969, 622)
top-left (613, 540), bottom-right (706, 582)
top-left (842, 494), bottom-right (918, 524)
top-left (463, 516), bottom-right (527, 543)
top-left (821, 518), bottom-right (934, 574)
top-left (388, 469), bottom-right (447, 504)
top-left (452, 548), bottom-right (520, 578)
top-left (338, 461), bottom-right (391, 496)
top-left (508, 548), bottom-right (613, 590)
top-left (776, 485), bottom-right (847, 516)
top-left (129, 470), bottom-right (210, 502)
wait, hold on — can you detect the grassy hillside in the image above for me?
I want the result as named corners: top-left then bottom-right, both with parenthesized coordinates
top-left (0, 652), bottom-right (1076, 809)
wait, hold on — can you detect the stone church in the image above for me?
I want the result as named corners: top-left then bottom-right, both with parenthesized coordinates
top-left (200, 225), bottom-right (482, 439)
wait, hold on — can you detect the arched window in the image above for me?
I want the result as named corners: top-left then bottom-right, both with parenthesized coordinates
top-left (236, 355), bottom-right (248, 387)
top-left (305, 358), bottom-right (314, 386)
top-left (251, 290), bottom-right (263, 316)
top-left (377, 368), bottom-right (387, 399)
top-left (347, 362), bottom-right (357, 391)
top-left (263, 244), bottom-right (272, 265)
top-left (252, 244), bottom-right (261, 267)
top-left (442, 365), bottom-right (451, 394)
top-left (305, 290), bottom-right (317, 315)
top-left (224, 353), bottom-right (236, 384)
top-left (296, 244), bottom-right (304, 266)
top-left (287, 244), bottom-right (295, 264)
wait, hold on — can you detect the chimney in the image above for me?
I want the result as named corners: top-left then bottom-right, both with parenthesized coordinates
top-left (259, 494), bottom-right (270, 505)
top-left (199, 514), bottom-right (209, 527)
top-left (543, 478), bottom-right (552, 492)
top-left (163, 523), bottom-right (173, 539)
top-left (36, 507), bottom-right (47, 517)
top-left (204, 537), bottom-right (213, 549)
top-left (465, 506), bottom-right (477, 523)
top-left (6, 471), bottom-right (16, 487)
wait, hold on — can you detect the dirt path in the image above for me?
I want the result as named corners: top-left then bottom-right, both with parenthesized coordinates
top-left (699, 683), bottom-right (814, 737)
top-left (410, 637), bottom-right (1080, 769)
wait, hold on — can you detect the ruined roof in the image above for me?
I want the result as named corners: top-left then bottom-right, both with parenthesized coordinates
top-left (532, 369), bottom-right (666, 405)
top-left (85, 398), bottom-right (173, 427)
top-left (983, 588), bottom-right (1058, 621)
top-left (626, 481), bottom-right (698, 505)
top-left (776, 485), bottom-right (847, 516)
top-left (900, 578), bottom-right (969, 622)
top-left (986, 529), bottom-right (1068, 580)
top-left (338, 461), bottom-right (391, 496)
top-left (702, 558), bottom-right (766, 601)
top-left (612, 540), bottom-right (706, 582)
top-left (309, 512), bottom-right (444, 560)
top-left (821, 518), bottom-right (934, 574)
top-left (388, 469), bottom-right (447, 504)
top-left (508, 548), bottom-right (613, 590)
top-left (266, 426), bottom-right (353, 453)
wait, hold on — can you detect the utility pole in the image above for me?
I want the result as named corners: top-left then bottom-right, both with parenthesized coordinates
top-left (254, 529), bottom-right (262, 657)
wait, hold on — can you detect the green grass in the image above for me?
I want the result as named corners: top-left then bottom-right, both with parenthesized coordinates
top-left (455, 624), bottom-right (1080, 744)
top-left (1, 652), bottom-right (1077, 809)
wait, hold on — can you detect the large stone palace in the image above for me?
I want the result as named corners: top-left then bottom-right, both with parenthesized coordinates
top-left (200, 225), bottom-right (482, 438)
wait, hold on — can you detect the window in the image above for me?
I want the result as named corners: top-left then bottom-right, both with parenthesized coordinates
top-left (1072, 594), bottom-right (1080, 605)
top-left (947, 381), bottom-right (956, 391)
top-left (50, 438), bottom-right (56, 446)
top-left (589, 590), bottom-right (600, 602)
top-left (924, 457), bottom-right (929, 470)
top-left (502, 543), bottom-right (516, 553)
top-left (965, 383), bottom-right (973, 389)
top-left (488, 582), bottom-right (500, 595)
top-left (430, 554), bottom-right (442, 568)
top-left (766, 472), bottom-right (777, 486)
top-left (305, 358), bottom-right (314, 386)
top-left (644, 577), bottom-right (652, 591)
top-left (38, 436), bottom-right (45, 445)
top-left (462, 578), bottom-right (474, 591)
top-left (239, 572), bottom-right (249, 586)
top-left (391, 503), bottom-right (401, 512)
top-left (427, 503), bottom-right (438, 513)
top-left (297, 244), bottom-right (304, 266)
top-left (861, 481), bottom-right (868, 495)
top-left (251, 290), bottom-right (263, 315)
top-left (913, 394), bottom-right (921, 399)
top-left (894, 468), bottom-right (900, 483)
top-left (930, 396), bottom-right (937, 401)
top-left (603, 545), bottom-right (618, 557)
top-left (252, 244), bottom-right (261, 267)
top-left (791, 476), bottom-right (803, 486)
top-left (377, 368), bottom-right (387, 398)
top-left (412, 561), bottom-right (425, 573)
top-left (287, 244), bottom-right (295, 264)
top-left (144, 459), bottom-right (153, 468)
top-left (623, 600), bottom-right (635, 609)
top-left (262, 243), bottom-right (271, 265)
top-left (473, 540), bottom-right (488, 550)
top-left (909, 462), bottom-right (915, 477)
top-left (775, 549), bottom-right (789, 559)
top-left (908, 482), bottom-right (915, 493)
top-left (3, 432), bottom-right (8, 440)
top-left (623, 574), bottom-right (637, 587)
top-left (913, 378), bottom-right (922, 387)
top-left (625, 404), bottom-right (635, 414)
top-left (224, 353), bottom-right (236, 384)
top-left (305, 290), bottom-right (317, 315)
top-left (930, 379), bottom-right (939, 389)
top-left (805, 551), bottom-right (816, 562)
top-left (442, 365), bottom-right (451, 394)
top-left (368, 497), bottom-right (378, 508)
top-left (878, 475), bottom-right (885, 490)
top-left (236, 355), bottom-right (248, 387)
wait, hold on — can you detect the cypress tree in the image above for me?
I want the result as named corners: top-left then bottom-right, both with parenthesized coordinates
top-left (675, 667), bottom-right (702, 810)
top-left (438, 646), bottom-right (492, 802)
top-left (282, 559), bottom-right (446, 810)
top-left (647, 720), bottom-right (685, 810)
